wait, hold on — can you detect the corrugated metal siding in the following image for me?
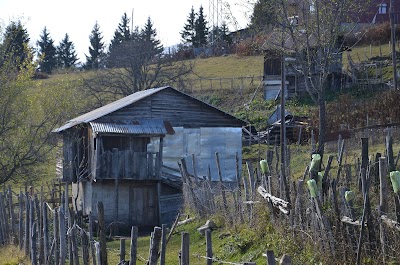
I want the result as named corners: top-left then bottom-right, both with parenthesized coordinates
top-left (90, 120), bottom-right (171, 135)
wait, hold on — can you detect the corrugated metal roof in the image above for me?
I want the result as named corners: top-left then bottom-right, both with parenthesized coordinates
top-left (53, 87), bottom-right (167, 132)
top-left (53, 86), bottom-right (247, 133)
top-left (90, 119), bottom-right (174, 135)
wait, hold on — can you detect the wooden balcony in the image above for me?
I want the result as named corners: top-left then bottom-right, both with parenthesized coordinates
top-left (95, 148), bottom-right (160, 180)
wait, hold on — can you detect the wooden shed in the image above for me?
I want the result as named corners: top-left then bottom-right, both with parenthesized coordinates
top-left (53, 86), bottom-right (247, 230)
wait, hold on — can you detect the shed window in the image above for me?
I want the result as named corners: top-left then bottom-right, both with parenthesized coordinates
top-left (378, 3), bottom-right (387, 14)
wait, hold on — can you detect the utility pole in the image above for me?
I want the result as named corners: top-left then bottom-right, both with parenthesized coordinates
top-left (390, 0), bottom-right (397, 90)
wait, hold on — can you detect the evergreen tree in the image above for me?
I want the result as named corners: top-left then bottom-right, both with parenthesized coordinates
top-left (180, 6), bottom-right (196, 46)
top-left (1, 20), bottom-right (32, 67)
top-left (57, 33), bottom-right (78, 68)
top-left (249, 0), bottom-right (279, 33)
top-left (194, 6), bottom-right (209, 48)
top-left (85, 22), bottom-right (105, 70)
top-left (37, 27), bottom-right (57, 74)
top-left (141, 17), bottom-right (163, 58)
top-left (109, 12), bottom-right (131, 50)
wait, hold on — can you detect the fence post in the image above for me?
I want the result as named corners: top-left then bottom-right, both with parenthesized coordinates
top-left (59, 207), bottom-right (67, 265)
top-left (81, 229), bottom-right (90, 265)
top-left (206, 229), bottom-right (213, 265)
top-left (130, 226), bottom-right (138, 265)
top-left (7, 186), bottom-right (16, 244)
top-left (266, 250), bottom-right (276, 265)
top-left (54, 208), bottom-right (60, 264)
top-left (70, 224), bottom-right (79, 265)
top-left (18, 192), bottom-right (23, 250)
top-left (42, 203), bottom-right (50, 262)
top-left (180, 232), bottom-right (190, 265)
top-left (31, 222), bottom-right (38, 265)
top-left (120, 238), bottom-right (126, 263)
top-left (89, 213), bottom-right (96, 265)
top-left (148, 226), bottom-right (162, 265)
top-left (379, 157), bottom-right (388, 264)
top-left (160, 224), bottom-right (167, 265)
top-left (97, 202), bottom-right (108, 265)
top-left (24, 193), bottom-right (29, 256)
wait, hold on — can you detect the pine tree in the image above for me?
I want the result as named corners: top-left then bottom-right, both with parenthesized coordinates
top-left (57, 33), bottom-right (78, 68)
top-left (109, 12), bottom-right (131, 50)
top-left (37, 27), bottom-right (57, 74)
top-left (194, 6), bottom-right (209, 48)
top-left (180, 6), bottom-right (197, 46)
top-left (1, 20), bottom-right (32, 67)
top-left (141, 17), bottom-right (163, 58)
top-left (249, 0), bottom-right (279, 33)
top-left (85, 22), bottom-right (105, 70)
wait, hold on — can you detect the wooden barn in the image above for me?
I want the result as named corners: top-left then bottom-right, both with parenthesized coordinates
top-left (53, 86), bottom-right (247, 230)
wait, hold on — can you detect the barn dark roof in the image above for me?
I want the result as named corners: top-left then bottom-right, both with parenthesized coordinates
top-left (53, 86), bottom-right (247, 133)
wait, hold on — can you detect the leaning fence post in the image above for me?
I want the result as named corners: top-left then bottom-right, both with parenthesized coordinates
top-left (89, 213), bottom-right (96, 265)
top-left (205, 229), bottom-right (213, 265)
top-left (180, 232), bottom-right (190, 265)
top-left (130, 226), bottom-right (138, 265)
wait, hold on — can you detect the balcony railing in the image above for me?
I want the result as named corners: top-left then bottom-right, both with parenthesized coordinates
top-left (95, 149), bottom-right (160, 180)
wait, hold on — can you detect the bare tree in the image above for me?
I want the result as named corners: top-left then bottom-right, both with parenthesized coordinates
top-left (83, 22), bottom-right (194, 106)
top-left (0, 46), bottom-right (66, 184)
top-left (262, 0), bottom-right (365, 156)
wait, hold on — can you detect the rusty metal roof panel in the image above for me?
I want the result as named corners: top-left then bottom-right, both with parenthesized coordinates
top-left (90, 119), bottom-right (174, 135)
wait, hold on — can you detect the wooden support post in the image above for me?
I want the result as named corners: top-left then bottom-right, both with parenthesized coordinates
top-left (206, 229), bottom-right (213, 265)
top-left (148, 227), bottom-right (162, 265)
top-left (160, 224), bottom-right (167, 265)
top-left (113, 148), bottom-right (120, 237)
top-left (386, 135), bottom-right (395, 172)
top-left (180, 232), bottom-right (189, 265)
top-left (379, 157), bottom-right (388, 264)
top-left (97, 202), bottom-right (108, 265)
top-left (29, 197), bottom-right (35, 259)
top-left (130, 226), bottom-right (138, 265)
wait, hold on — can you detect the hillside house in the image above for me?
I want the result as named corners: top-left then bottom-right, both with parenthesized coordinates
top-left (53, 86), bottom-right (247, 230)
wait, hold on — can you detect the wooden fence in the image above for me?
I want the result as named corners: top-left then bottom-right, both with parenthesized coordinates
top-left (179, 129), bottom-right (400, 264)
top-left (0, 185), bottom-right (292, 265)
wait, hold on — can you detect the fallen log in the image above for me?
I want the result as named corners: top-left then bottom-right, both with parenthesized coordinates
top-left (381, 215), bottom-right (400, 231)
